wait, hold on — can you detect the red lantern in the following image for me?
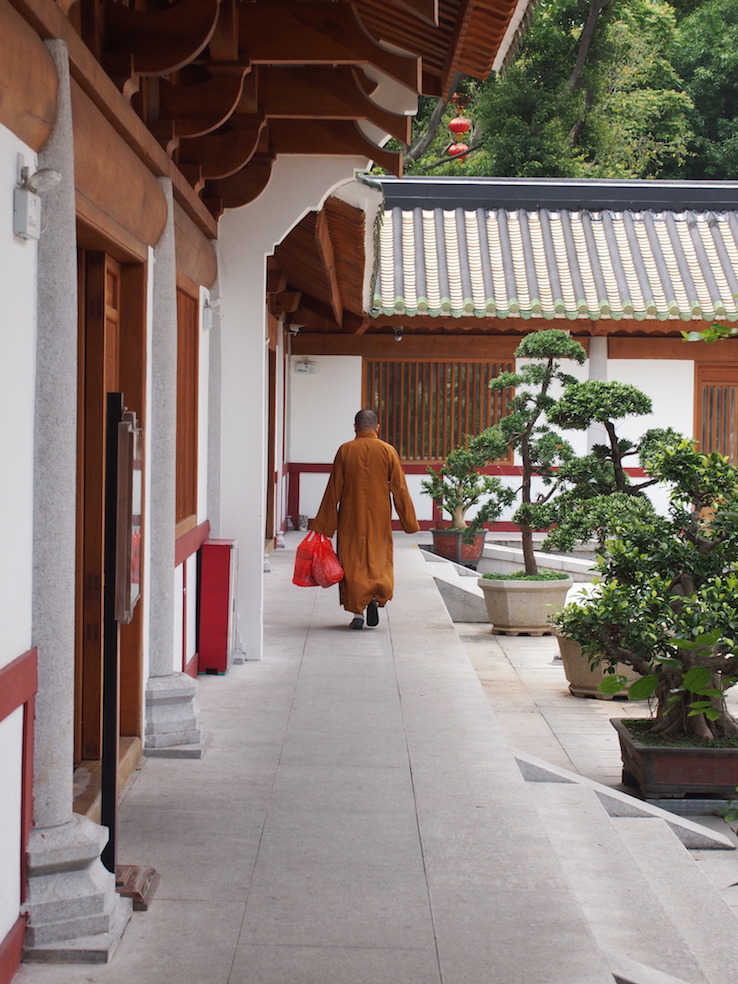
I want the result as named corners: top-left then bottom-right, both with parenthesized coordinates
top-left (450, 142), bottom-right (469, 162)
top-left (448, 116), bottom-right (471, 137)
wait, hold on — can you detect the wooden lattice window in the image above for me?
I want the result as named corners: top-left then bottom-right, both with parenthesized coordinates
top-left (364, 359), bottom-right (513, 462)
top-left (696, 364), bottom-right (738, 461)
top-left (176, 287), bottom-right (199, 531)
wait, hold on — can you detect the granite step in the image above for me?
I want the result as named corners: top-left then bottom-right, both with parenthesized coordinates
top-left (526, 781), bottom-right (738, 984)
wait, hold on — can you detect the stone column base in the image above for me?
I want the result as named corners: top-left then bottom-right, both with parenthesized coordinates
top-left (23, 814), bottom-right (131, 963)
top-left (144, 672), bottom-right (203, 756)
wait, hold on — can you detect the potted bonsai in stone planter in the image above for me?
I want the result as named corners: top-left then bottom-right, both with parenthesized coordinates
top-left (542, 378), bottom-right (678, 695)
top-left (552, 435), bottom-right (738, 797)
top-left (469, 329), bottom-right (586, 634)
top-left (421, 445), bottom-right (514, 567)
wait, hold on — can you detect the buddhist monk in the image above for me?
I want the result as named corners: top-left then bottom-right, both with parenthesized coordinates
top-left (312, 409), bottom-right (420, 629)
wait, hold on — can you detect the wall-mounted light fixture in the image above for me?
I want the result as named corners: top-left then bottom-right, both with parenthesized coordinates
top-left (202, 296), bottom-right (220, 331)
top-left (294, 358), bottom-right (318, 375)
top-left (394, 327), bottom-right (404, 342)
top-left (14, 160), bottom-right (62, 241)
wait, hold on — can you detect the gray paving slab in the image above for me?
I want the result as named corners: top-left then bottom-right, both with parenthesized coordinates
top-left (229, 943), bottom-right (443, 984)
top-left (13, 535), bottom-right (634, 984)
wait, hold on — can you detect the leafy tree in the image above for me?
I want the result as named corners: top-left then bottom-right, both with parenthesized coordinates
top-left (472, 0), bottom-right (693, 178)
top-left (553, 439), bottom-right (738, 739)
top-left (420, 446), bottom-right (515, 539)
top-left (374, 0), bottom-right (699, 179)
top-left (670, 0), bottom-right (738, 178)
top-left (471, 330), bottom-right (587, 575)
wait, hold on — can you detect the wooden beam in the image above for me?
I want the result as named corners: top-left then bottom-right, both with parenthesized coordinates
top-left (387, 0), bottom-right (439, 27)
top-left (8, 0), bottom-right (218, 238)
top-left (292, 333), bottom-right (522, 359)
top-left (238, 2), bottom-right (421, 93)
top-left (157, 74), bottom-right (246, 137)
top-left (271, 290), bottom-right (303, 317)
top-left (268, 119), bottom-right (402, 175)
top-left (208, 0), bottom-right (239, 61)
top-left (256, 66), bottom-right (411, 144)
top-left (0, 0), bottom-right (57, 150)
top-left (177, 114), bottom-right (266, 178)
top-left (315, 209), bottom-right (343, 326)
top-left (293, 294), bottom-right (367, 334)
top-left (266, 260), bottom-right (288, 295)
top-left (204, 151), bottom-right (275, 210)
top-left (104, 0), bottom-right (220, 76)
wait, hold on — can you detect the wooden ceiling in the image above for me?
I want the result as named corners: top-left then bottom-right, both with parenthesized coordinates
top-left (62, 0), bottom-right (532, 217)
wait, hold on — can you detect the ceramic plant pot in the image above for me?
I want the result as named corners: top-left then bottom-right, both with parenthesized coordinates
top-left (476, 575), bottom-right (573, 636)
top-left (432, 529), bottom-right (486, 568)
top-left (556, 634), bottom-right (640, 699)
top-left (611, 717), bottom-right (738, 798)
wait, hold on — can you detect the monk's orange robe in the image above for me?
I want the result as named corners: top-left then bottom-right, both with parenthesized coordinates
top-left (312, 432), bottom-right (419, 614)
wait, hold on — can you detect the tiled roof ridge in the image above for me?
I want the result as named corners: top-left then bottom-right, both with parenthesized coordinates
top-left (366, 175), bottom-right (738, 213)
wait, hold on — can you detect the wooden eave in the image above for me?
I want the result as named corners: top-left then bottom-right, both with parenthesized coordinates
top-left (269, 197), bottom-right (367, 331)
top-left (6, 0), bottom-right (532, 221)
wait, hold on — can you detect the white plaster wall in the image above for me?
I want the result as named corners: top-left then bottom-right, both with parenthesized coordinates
top-left (608, 358), bottom-right (694, 514)
top-left (173, 563), bottom-right (183, 674)
top-left (218, 155), bottom-right (367, 661)
top-left (140, 246), bottom-right (155, 720)
top-left (289, 355), bottom-right (363, 462)
top-left (197, 290), bottom-right (210, 525)
top-left (0, 127), bottom-right (37, 669)
top-left (608, 359), bottom-right (693, 440)
top-left (0, 710), bottom-right (22, 942)
top-left (0, 121), bottom-right (36, 952)
top-left (185, 554), bottom-right (197, 666)
top-left (286, 350), bottom-right (696, 526)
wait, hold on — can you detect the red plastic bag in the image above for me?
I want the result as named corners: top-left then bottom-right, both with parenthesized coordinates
top-left (312, 535), bottom-right (344, 588)
top-left (293, 532), bottom-right (319, 586)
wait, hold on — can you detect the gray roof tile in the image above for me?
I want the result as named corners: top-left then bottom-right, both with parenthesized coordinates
top-left (371, 205), bottom-right (738, 322)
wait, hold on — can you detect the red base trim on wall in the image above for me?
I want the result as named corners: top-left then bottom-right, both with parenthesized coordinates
top-left (0, 916), bottom-right (26, 984)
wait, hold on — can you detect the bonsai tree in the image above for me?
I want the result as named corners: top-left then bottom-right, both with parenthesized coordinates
top-left (541, 379), bottom-right (681, 553)
top-left (552, 436), bottom-right (738, 740)
top-left (470, 329), bottom-right (587, 574)
top-left (421, 445), bottom-right (514, 542)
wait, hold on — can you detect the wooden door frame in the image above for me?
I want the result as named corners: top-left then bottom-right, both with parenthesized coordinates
top-left (75, 244), bottom-right (147, 765)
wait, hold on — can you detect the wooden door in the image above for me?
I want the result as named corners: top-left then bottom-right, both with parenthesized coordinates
top-left (695, 364), bottom-right (738, 461)
top-left (75, 253), bottom-right (121, 763)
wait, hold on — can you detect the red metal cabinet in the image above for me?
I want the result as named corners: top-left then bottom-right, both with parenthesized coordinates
top-left (198, 539), bottom-right (238, 674)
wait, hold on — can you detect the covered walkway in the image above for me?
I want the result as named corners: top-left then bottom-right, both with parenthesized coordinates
top-left (15, 535), bottom-right (738, 984)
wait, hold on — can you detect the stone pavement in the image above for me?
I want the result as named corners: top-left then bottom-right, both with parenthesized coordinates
top-left (15, 534), bottom-right (738, 984)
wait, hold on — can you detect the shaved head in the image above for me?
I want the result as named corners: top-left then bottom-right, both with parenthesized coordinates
top-left (354, 409), bottom-right (378, 431)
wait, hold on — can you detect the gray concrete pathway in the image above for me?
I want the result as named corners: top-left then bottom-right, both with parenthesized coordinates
top-left (15, 534), bottom-right (738, 984)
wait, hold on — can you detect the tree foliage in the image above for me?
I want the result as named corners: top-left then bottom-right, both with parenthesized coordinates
top-left (552, 440), bottom-right (738, 739)
top-left (374, 0), bottom-right (735, 180)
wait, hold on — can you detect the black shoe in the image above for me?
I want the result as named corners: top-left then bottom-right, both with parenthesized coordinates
top-left (366, 600), bottom-right (379, 627)
top-left (350, 616), bottom-right (364, 630)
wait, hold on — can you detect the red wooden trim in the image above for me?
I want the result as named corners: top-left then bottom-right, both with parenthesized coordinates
top-left (288, 462), bottom-right (331, 473)
top-left (0, 649), bottom-right (38, 723)
top-left (288, 462), bottom-right (647, 478)
top-left (175, 519), bottom-right (210, 567)
top-left (407, 519), bottom-right (522, 532)
top-left (183, 652), bottom-right (199, 678)
top-left (288, 468), bottom-right (301, 531)
top-left (0, 915), bottom-right (26, 984)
